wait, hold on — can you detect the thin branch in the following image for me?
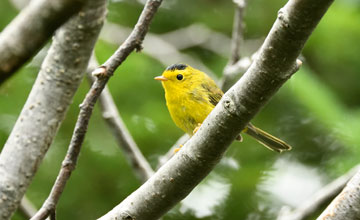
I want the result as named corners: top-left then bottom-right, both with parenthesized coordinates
top-left (221, 0), bottom-right (249, 91)
top-left (87, 57), bottom-right (154, 183)
top-left (0, 0), bottom-right (106, 219)
top-left (0, 0), bottom-right (88, 84)
top-left (30, 0), bottom-right (162, 219)
top-left (101, 0), bottom-right (163, 75)
top-left (98, 0), bottom-right (333, 219)
top-left (229, 0), bottom-right (246, 65)
top-left (277, 165), bottom-right (360, 220)
top-left (317, 166), bottom-right (360, 219)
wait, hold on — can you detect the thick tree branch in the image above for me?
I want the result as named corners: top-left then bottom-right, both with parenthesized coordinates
top-left (317, 166), bottom-right (360, 220)
top-left (278, 165), bottom-right (360, 220)
top-left (0, 0), bottom-right (88, 84)
top-left (98, 0), bottom-right (333, 220)
top-left (27, 1), bottom-right (108, 219)
top-left (27, 0), bottom-right (162, 219)
top-left (0, 0), bottom-right (106, 219)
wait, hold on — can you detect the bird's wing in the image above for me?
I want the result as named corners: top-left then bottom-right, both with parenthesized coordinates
top-left (201, 82), bottom-right (224, 107)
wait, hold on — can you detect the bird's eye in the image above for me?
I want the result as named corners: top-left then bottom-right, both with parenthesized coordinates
top-left (176, 74), bottom-right (183, 80)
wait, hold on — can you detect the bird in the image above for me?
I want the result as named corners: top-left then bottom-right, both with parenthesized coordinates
top-left (154, 63), bottom-right (291, 153)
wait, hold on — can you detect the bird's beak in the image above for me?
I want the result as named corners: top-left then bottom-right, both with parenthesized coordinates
top-left (154, 76), bottom-right (168, 81)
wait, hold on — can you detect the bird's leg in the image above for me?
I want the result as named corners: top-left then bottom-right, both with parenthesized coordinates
top-left (193, 123), bottom-right (202, 135)
top-left (174, 123), bottom-right (203, 153)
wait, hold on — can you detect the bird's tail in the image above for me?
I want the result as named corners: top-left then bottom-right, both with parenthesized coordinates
top-left (242, 123), bottom-right (292, 153)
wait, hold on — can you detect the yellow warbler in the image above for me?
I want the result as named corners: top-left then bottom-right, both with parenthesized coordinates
top-left (155, 64), bottom-right (291, 153)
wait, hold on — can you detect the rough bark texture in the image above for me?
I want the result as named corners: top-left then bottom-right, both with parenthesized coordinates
top-left (318, 168), bottom-right (360, 220)
top-left (98, 0), bottom-right (333, 219)
top-left (0, 0), bottom-right (87, 84)
top-left (0, 0), bottom-right (106, 218)
top-left (28, 0), bottom-right (162, 219)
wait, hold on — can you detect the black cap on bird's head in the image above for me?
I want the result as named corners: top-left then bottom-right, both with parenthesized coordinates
top-left (166, 63), bottom-right (188, 71)
top-left (154, 63), bottom-right (195, 83)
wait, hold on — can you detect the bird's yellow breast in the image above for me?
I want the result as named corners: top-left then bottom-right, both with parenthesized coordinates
top-left (165, 88), bottom-right (214, 135)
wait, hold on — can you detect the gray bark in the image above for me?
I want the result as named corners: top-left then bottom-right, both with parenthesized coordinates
top-left (0, 0), bottom-right (88, 84)
top-left (318, 167), bottom-right (360, 220)
top-left (0, 0), bottom-right (106, 218)
top-left (98, 0), bottom-right (333, 219)
top-left (28, 0), bottom-right (161, 219)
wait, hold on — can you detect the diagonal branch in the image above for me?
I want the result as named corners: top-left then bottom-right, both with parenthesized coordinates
top-left (221, 0), bottom-right (248, 91)
top-left (0, 0), bottom-right (88, 84)
top-left (229, 0), bottom-right (246, 65)
top-left (87, 57), bottom-right (154, 183)
top-left (0, 0), bottom-right (106, 219)
top-left (98, 0), bottom-right (333, 219)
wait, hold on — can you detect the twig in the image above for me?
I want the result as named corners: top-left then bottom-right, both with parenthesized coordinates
top-left (18, 196), bottom-right (38, 219)
top-left (0, 0), bottom-right (88, 84)
top-left (221, 0), bottom-right (248, 91)
top-left (0, 0), bottom-right (106, 219)
top-left (277, 165), bottom-right (360, 220)
top-left (100, 0), bottom-right (163, 76)
top-left (30, 0), bottom-right (162, 219)
top-left (87, 57), bottom-right (154, 182)
top-left (98, 0), bottom-right (333, 219)
top-left (229, 0), bottom-right (246, 65)
top-left (317, 166), bottom-right (360, 219)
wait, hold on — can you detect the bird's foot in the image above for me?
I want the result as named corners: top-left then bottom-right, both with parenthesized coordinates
top-left (174, 144), bottom-right (183, 153)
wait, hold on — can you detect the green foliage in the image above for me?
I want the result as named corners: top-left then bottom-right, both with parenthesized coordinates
top-left (1, 0), bottom-right (359, 219)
